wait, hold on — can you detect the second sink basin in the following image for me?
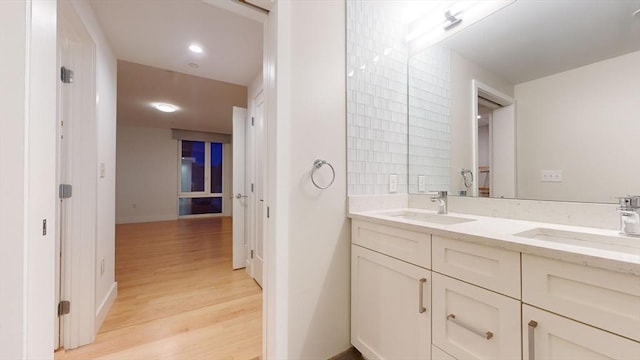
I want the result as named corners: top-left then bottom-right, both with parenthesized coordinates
top-left (514, 227), bottom-right (640, 255)
top-left (381, 210), bottom-right (475, 225)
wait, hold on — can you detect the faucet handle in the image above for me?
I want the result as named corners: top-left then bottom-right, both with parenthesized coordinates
top-left (617, 196), bottom-right (640, 209)
top-left (427, 190), bottom-right (447, 197)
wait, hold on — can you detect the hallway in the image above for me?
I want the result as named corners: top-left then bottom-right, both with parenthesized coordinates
top-left (55, 217), bottom-right (262, 360)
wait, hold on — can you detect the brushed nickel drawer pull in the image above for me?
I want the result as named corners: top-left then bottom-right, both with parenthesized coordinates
top-left (528, 320), bottom-right (538, 360)
top-left (418, 278), bottom-right (427, 313)
top-left (447, 314), bottom-right (493, 340)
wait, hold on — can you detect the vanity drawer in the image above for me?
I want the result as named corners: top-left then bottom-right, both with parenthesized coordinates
top-left (432, 236), bottom-right (520, 298)
top-left (432, 273), bottom-right (521, 360)
top-left (352, 220), bottom-right (430, 268)
top-left (522, 254), bottom-right (640, 341)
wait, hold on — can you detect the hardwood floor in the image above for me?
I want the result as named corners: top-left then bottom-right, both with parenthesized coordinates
top-left (55, 217), bottom-right (262, 360)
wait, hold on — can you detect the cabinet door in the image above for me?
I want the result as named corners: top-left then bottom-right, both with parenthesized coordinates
top-left (352, 245), bottom-right (431, 360)
top-left (432, 273), bottom-right (521, 360)
top-left (523, 305), bottom-right (640, 360)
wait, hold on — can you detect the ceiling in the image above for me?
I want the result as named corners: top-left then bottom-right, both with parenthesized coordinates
top-left (116, 60), bottom-right (247, 134)
top-left (89, 0), bottom-right (263, 133)
top-left (440, 0), bottom-right (640, 84)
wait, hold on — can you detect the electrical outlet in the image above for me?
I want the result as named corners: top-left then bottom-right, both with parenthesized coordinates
top-left (418, 176), bottom-right (426, 192)
top-left (389, 174), bottom-right (398, 193)
top-left (541, 170), bottom-right (562, 182)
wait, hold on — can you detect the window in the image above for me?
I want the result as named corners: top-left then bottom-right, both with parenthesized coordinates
top-left (179, 140), bottom-right (224, 216)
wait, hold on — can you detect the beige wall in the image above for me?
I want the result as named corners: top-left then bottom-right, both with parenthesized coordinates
top-left (116, 126), bottom-right (178, 223)
top-left (450, 51), bottom-right (514, 194)
top-left (516, 51), bottom-right (640, 203)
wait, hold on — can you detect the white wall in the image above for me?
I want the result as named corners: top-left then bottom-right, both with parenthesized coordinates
top-left (450, 51), bottom-right (514, 194)
top-left (116, 126), bottom-right (178, 223)
top-left (0, 1), bottom-right (57, 358)
top-left (283, 0), bottom-right (351, 358)
top-left (0, 3), bottom-right (28, 358)
top-left (516, 51), bottom-right (640, 203)
top-left (71, 1), bottom-right (118, 329)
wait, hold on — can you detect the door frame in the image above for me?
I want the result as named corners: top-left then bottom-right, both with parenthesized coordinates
top-left (232, 106), bottom-right (248, 269)
top-left (471, 80), bottom-right (515, 197)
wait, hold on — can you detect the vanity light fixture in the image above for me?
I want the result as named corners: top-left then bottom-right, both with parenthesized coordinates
top-left (153, 103), bottom-right (178, 113)
top-left (188, 44), bottom-right (203, 54)
top-left (406, 0), bottom-right (515, 50)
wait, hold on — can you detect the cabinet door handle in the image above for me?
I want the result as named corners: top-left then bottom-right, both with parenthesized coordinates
top-left (447, 314), bottom-right (493, 340)
top-left (528, 320), bottom-right (538, 360)
top-left (418, 278), bottom-right (427, 313)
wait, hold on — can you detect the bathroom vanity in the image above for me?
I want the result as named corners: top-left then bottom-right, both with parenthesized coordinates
top-left (349, 209), bottom-right (640, 360)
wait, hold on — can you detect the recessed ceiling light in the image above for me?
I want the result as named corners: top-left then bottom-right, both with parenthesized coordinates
top-left (188, 44), bottom-right (203, 53)
top-left (153, 103), bottom-right (178, 113)
top-left (477, 115), bottom-right (482, 119)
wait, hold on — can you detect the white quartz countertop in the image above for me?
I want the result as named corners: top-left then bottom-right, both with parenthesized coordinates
top-left (349, 208), bottom-right (640, 275)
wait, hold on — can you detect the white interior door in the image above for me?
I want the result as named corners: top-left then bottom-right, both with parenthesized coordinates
top-left (252, 91), bottom-right (266, 287)
top-left (55, 38), bottom-right (72, 351)
top-left (232, 107), bottom-right (248, 269)
top-left (491, 104), bottom-right (516, 198)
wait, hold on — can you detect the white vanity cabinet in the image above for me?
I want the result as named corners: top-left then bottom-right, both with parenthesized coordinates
top-left (352, 244), bottom-right (431, 360)
top-left (522, 254), bottom-right (640, 359)
top-left (350, 216), bottom-right (640, 360)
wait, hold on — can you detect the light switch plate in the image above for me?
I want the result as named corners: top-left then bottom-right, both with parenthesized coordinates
top-left (418, 176), bottom-right (426, 192)
top-left (389, 174), bottom-right (398, 193)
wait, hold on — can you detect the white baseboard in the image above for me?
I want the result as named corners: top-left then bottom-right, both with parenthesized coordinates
top-left (95, 282), bottom-right (117, 333)
top-left (115, 214), bottom-right (177, 224)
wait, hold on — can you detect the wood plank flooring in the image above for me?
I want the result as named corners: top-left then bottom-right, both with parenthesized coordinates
top-left (55, 217), bottom-right (262, 360)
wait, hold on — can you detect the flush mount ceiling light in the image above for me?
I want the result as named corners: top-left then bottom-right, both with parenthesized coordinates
top-left (153, 103), bottom-right (178, 113)
top-left (188, 44), bottom-right (203, 54)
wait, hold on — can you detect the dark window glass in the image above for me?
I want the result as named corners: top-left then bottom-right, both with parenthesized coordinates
top-left (180, 141), bottom-right (205, 192)
top-left (179, 197), bottom-right (222, 216)
top-left (210, 142), bottom-right (223, 193)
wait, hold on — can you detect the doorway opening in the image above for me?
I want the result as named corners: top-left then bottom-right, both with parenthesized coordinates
top-left (472, 80), bottom-right (516, 198)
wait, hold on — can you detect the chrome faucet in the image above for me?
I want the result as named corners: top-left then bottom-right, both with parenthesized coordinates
top-left (617, 196), bottom-right (640, 237)
top-left (428, 191), bottom-right (448, 214)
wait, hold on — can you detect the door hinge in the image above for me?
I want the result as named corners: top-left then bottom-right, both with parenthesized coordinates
top-left (267, 206), bottom-right (270, 218)
top-left (251, 117), bottom-right (255, 126)
top-left (251, 183), bottom-right (254, 192)
top-left (60, 66), bottom-right (74, 84)
top-left (58, 300), bottom-right (70, 316)
top-left (59, 184), bottom-right (72, 199)
top-left (251, 250), bottom-right (254, 259)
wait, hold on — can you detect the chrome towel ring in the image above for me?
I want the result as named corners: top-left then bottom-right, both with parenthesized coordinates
top-left (311, 159), bottom-right (336, 190)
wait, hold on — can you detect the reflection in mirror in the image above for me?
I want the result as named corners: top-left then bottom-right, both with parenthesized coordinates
top-left (405, 0), bottom-right (640, 203)
top-left (347, 0), bottom-right (640, 203)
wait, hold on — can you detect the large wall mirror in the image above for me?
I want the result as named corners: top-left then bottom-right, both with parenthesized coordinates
top-left (408, 0), bottom-right (640, 203)
top-left (347, 0), bottom-right (640, 203)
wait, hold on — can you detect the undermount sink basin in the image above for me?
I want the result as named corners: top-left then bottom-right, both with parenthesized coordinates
top-left (381, 210), bottom-right (475, 225)
top-left (514, 228), bottom-right (640, 254)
